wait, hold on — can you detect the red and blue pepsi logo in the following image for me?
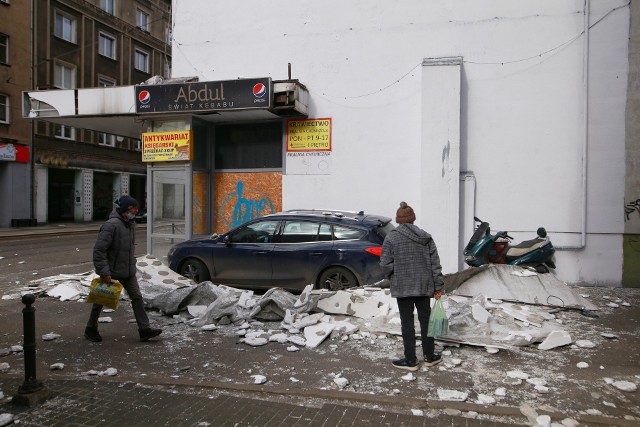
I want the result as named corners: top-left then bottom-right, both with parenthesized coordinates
top-left (253, 83), bottom-right (266, 98)
top-left (138, 90), bottom-right (151, 104)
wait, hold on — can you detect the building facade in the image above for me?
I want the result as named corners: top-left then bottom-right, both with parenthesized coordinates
top-left (1, 0), bottom-right (171, 226)
top-left (167, 0), bottom-right (637, 286)
top-left (0, 0), bottom-right (32, 226)
top-left (22, 0), bottom-right (639, 286)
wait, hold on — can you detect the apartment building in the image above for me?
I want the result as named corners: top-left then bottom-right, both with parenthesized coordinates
top-left (0, 0), bottom-right (172, 226)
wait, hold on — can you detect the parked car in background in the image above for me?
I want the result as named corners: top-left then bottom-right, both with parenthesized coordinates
top-left (167, 210), bottom-right (395, 291)
top-left (135, 209), bottom-right (147, 223)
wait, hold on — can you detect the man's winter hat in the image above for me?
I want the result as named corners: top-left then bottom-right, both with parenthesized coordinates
top-left (396, 201), bottom-right (416, 224)
top-left (115, 195), bottom-right (139, 214)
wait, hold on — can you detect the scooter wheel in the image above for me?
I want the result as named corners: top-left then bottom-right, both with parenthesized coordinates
top-left (534, 264), bottom-right (549, 274)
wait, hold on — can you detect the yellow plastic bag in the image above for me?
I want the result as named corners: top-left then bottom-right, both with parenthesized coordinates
top-left (86, 278), bottom-right (123, 310)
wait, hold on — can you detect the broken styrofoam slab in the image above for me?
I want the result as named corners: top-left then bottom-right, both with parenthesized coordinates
top-left (471, 304), bottom-right (490, 323)
top-left (538, 330), bottom-right (572, 350)
top-left (241, 337), bottom-right (268, 347)
top-left (437, 389), bottom-right (468, 401)
top-left (187, 305), bottom-right (207, 317)
top-left (411, 409), bottom-right (424, 416)
top-left (499, 303), bottom-right (544, 327)
top-left (99, 368), bottom-right (118, 376)
top-left (612, 380), bottom-right (637, 392)
top-left (269, 333), bottom-right (289, 343)
top-left (401, 373), bottom-right (416, 382)
top-left (316, 291), bottom-right (353, 315)
top-left (46, 282), bottom-right (86, 301)
top-left (476, 394), bottom-right (496, 405)
top-left (334, 377), bottom-right (349, 388)
top-left (98, 317), bottom-right (112, 323)
top-left (200, 324), bottom-right (218, 331)
top-left (331, 319), bottom-right (359, 335)
top-left (292, 312), bottom-right (325, 329)
top-left (251, 375), bottom-right (267, 384)
top-left (286, 345), bottom-right (299, 352)
top-left (304, 322), bottom-right (335, 348)
top-left (601, 332), bottom-right (618, 339)
top-left (575, 340), bottom-right (596, 349)
top-left (42, 333), bottom-right (61, 341)
top-left (507, 370), bottom-right (529, 380)
top-left (577, 362), bottom-right (589, 369)
top-left (288, 335), bottom-right (306, 346)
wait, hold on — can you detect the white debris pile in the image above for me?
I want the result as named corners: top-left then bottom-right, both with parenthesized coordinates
top-left (10, 258), bottom-right (633, 356)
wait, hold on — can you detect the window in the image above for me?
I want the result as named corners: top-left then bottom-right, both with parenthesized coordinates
top-left (281, 221), bottom-right (332, 243)
top-left (54, 62), bottom-right (75, 88)
top-left (214, 122), bottom-right (282, 170)
top-left (134, 48), bottom-right (149, 73)
top-left (230, 220), bottom-right (279, 244)
top-left (98, 75), bottom-right (116, 87)
top-left (98, 133), bottom-right (115, 146)
top-left (333, 226), bottom-right (366, 241)
top-left (99, 32), bottom-right (116, 59)
top-left (54, 12), bottom-right (76, 43)
top-left (100, 0), bottom-right (114, 15)
top-left (0, 94), bottom-right (9, 124)
top-left (0, 33), bottom-right (7, 64)
top-left (135, 139), bottom-right (141, 151)
top-left (136, 9), bottom-right (149, 31)
top-left (55, 124), bottom-right (75, 140)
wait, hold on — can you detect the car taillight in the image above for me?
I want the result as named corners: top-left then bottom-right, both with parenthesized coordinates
top-left (365, 246), bottom-right (382, 256)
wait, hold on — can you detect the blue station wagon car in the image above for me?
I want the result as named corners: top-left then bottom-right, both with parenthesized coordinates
top-left (167, 209), bottom-right (395, 291)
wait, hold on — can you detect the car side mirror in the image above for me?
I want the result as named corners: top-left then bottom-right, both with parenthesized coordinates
top-left (223, 235), bottom-right (231, 244)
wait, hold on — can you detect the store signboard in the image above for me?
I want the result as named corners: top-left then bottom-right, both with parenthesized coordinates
top-left (286, 118), bottom-right (332, 151)
top-left (0, 143), bottom-right (29, 163)
top-left (142, 130), bottom-right (193, 162)
top-left (135, 78), bottom-right (272, 114)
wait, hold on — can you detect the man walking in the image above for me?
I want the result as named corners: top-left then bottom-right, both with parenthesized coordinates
top-left (85, 195), bottom-right (162, 343)
top-left (380, 201), bottom-right (444, 371)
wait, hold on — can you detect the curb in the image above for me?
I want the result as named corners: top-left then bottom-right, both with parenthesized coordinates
top-left (4, 374), bottom-right (633, 426)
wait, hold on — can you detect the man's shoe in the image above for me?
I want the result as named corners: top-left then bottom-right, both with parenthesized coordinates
top-left (424, 354), bottom-right (442, 367)
top-left (139, 328), bottom-right (162, 342)
top-left (84, 327), bottom-right (102, 342)
top-left (392, 358), bottom-right (419, 371)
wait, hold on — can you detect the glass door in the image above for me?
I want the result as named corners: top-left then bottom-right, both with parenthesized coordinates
top-left (147, 164), bottom-right (192, 264)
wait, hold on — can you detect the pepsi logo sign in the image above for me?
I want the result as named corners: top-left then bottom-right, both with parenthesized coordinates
top-left (253, 83), bottom-right (266, 98)
top-left (138, 90), bottom-right (151, 104)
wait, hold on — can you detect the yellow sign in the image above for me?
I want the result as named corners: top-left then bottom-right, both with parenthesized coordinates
top-left (142, 130), bottom-right (193, 162)
top-left (287, 118), bottom-right (332, 151)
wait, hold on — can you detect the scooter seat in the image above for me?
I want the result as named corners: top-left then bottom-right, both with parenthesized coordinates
top-left (506, 238), bottom-right (546, 257)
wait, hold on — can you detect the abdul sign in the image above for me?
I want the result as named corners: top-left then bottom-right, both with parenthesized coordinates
top-left (135, 78), bottom-right (272, 114)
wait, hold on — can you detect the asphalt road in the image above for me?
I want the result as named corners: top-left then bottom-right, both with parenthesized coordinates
top-left (0, 229), bottom-right (147, 294)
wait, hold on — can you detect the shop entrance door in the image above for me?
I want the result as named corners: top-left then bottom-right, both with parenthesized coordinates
top-left (147, 164), bottom-right (192, 264)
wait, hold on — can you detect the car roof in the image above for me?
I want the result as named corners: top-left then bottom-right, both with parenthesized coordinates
top-left (261, 209), bottom-right (392, 227)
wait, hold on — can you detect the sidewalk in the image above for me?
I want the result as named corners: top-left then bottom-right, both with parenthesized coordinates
top-left (0, 221), bottom-right (128, 239)
top-left (1, 377), bottom-right (517, 426)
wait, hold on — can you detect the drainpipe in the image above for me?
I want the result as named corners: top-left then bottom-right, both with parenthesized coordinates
top-left (556, 0), bottom-right (589, 250)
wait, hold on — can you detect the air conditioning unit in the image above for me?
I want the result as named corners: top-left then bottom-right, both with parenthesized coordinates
top-left (271, 80), bottom-right (308, 118)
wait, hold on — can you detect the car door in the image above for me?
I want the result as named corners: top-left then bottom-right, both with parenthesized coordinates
top-left (271, 220), bottom-right (334, 290)
top-left (210, 219), bottom-right (279, 288)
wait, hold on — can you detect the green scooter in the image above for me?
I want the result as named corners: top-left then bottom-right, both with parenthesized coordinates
top-left (463, 217), bottom-right (556, 273)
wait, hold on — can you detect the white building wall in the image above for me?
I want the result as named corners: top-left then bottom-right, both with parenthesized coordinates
top-left (172, 0), bottom-right (630, 285)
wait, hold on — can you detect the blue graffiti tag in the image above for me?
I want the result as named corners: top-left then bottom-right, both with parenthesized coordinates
top-left (221, 181), bottom-right (274, 228)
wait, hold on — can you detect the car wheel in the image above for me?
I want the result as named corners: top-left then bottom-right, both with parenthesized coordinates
top-left (317, 267), bottom-right (358, 291)
top-left (179, 258), bottom-right (210, 283)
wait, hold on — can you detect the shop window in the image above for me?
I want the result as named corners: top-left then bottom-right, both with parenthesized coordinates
top-left (0, 33), bottom-right (7, 64)
top-left (0, 94), bottom-right (9, 124)
top-left (214, 122), bottom-right (282, 170)
top-left (54, 11), bottom-right (76, 43)
top-left (99, 32), bottom-right (116, 59)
